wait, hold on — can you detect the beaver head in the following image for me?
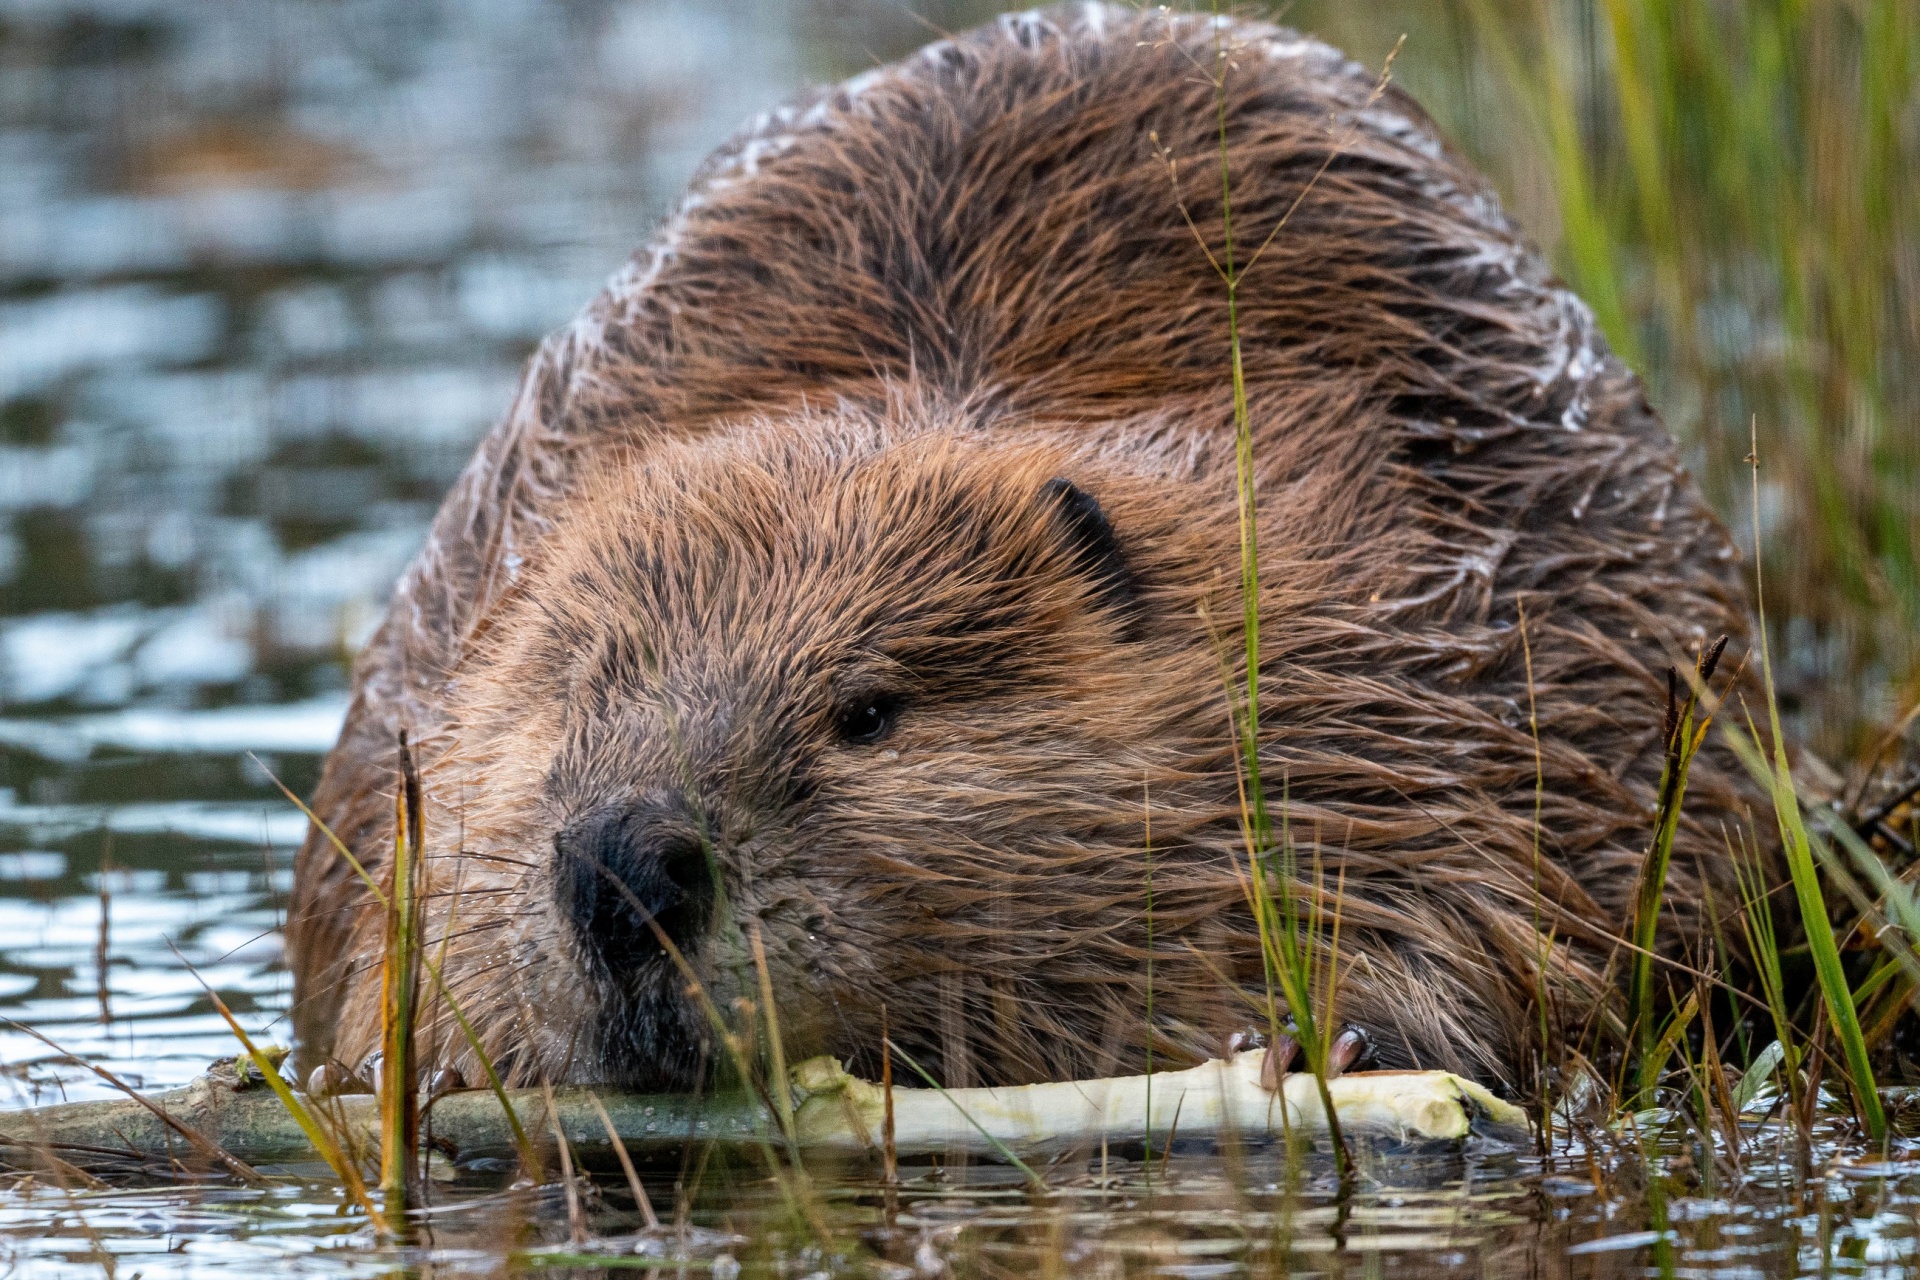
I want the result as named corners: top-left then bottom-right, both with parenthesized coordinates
top-left (400, 409), bottom-right (1258, 1090)
top-left (324, 384), bottom-right (1639, 1093)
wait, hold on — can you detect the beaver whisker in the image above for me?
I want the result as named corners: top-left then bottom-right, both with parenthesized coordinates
top-left (420, 922), bottom-right (515, 952)
top-left (440, 851), bottom-right (542, 872)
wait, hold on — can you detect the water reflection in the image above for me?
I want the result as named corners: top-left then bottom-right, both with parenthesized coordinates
top-left (0, 0), bottom-right (993, 706)
top-left (0, 0), bottom-right (995, 1104)
top-left (11, 1144), bottom-right (1917, 1278)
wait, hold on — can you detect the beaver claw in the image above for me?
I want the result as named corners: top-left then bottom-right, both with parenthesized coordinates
top-left (1259, 1032), bottom-right (1299, 1090)
top-left (1222, 1027), bottom-right (1265, 1056)
top-left (1250, 1023), bottom-right (1372, 1091)
top-left (1326, 1024), bottom-right (1373, 1076)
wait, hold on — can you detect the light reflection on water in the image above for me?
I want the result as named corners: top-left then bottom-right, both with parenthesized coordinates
top-left (0, 698), bottom-right (334, 1110)
top-left (6, 1140), bottom-right (1919, 1279)
top-left (1, 0), bottom-right (1917, 1274)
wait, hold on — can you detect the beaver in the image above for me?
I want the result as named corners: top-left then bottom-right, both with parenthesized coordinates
top-left (287, 4), bottom-right (1766, 1095)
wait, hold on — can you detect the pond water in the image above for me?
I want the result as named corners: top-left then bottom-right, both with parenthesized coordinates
top-left (1, 0), bottom-right (1917, 1275)
top-left (0, 0), bottom-right (1002, 1108)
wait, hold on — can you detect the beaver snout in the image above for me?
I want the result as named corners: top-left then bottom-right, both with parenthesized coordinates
top-left (552, 796), bottom-right (714, 973)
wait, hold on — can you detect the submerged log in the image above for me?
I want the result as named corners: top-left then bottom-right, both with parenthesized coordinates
top-left (0, 1050), bottom-right (1528, 1176)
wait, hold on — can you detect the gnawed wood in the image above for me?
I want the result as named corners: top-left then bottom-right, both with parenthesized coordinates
top-left (0, 1050), bottom-right (1527, 1176)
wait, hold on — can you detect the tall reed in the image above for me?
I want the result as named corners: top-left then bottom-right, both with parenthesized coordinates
top-left (1295, 0), bottom-right (1918, 761)
top-left (1155, 9), bottom-right (1407, 1179)
top-left (1142, 779), bottom-right (1155, 1181)
top-left (379, 732), bottom-right (425, 1219)
top-left (1276, 0), bottom-right (1915, 1149)
top-left (1627, 637), bottom-right (1726, 1105)
top-left (1732, 438), bottom-right (1885, 1143)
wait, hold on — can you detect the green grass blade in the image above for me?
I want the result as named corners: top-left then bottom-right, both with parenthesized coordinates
top-left (1727, 826), bottom-right (1802, 1101)
top-left (260, 756), bottom-right (544, 1181)
top-left (887, 1041), bottom-right (1044, 1190)
top-left (1819, 810), bottom-right (1920, 994)
top-left (419, 957), bottom-right (544, 1180)
top-left (1734, 1039), bottom-right (1788, 1113)
top-left (1725, 720), bottom-right (1885, 1142)
top-left (188, 971), bottom-right (384, 1227)
top-left (1630, 687), bottom-right (1711, 1102)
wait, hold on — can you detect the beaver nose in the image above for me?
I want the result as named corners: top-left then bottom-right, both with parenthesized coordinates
top-left (552, 796), bottom-right (714, 972)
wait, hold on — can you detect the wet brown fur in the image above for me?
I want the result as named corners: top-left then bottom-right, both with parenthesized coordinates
top-left (288, 5), bottom-right (1765, 1092)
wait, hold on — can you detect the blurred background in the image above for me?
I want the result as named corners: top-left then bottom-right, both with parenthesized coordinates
top-left (0, 0), bottom-right (1912, 1102)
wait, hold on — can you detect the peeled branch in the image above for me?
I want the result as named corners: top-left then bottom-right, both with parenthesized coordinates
top-left (792, 1050), bottom-right (1528, 1155)
top-left (0, 1050), bottom-right (1527, 1176)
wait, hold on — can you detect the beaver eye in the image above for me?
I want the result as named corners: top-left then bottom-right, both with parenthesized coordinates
top-left (835, 695), bottom-right (901, 746)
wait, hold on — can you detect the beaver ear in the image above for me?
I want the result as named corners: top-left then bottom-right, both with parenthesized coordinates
top-left (1038, 478), bottom-right (1135, 616)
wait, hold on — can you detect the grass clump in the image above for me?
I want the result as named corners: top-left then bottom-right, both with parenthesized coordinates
top-left (1299, 0), bottom-right (1919, 763)
top-left (1238, 0), bottom-right (1920, 1170)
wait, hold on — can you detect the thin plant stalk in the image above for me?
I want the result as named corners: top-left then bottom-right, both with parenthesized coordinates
top-left (887, 1040), bottom-right (1044, 1191)
top-left (880, 1004), bottom-right (897, 1186)
top-left (258, 757), bottom-right (544, 1179)
top-left (1727, 825), bottom-right (1804, 1127)
top-left (95, 837), bottom-right (112, 1028)
top-left (1516, 601), bottom-right (1555, 1143)
top-left (1692, 975), bottom-right (1744, 1164)
top-left (1142, 776), bottom-right (1154, 1185)
top-left (379, 732), bottom-right (425, 1218)
top-left (1156, 18), bottom-right (1400, 1169)
top-left (588, 1090), bottom-right (659, 1230)
top-left (541, 1078), bottom-right (588, 1247)
top-left (1630, 637), bottom-right (1728, 1105)
top-left (3, 1015), bottom-right (269, 1189)
top-left (199, 1000), bottom-right (379, 1225)
top-left (1198, 6), bottom-right (1400, 1180)
top-left (748, 920), bottom-right (802, 1168)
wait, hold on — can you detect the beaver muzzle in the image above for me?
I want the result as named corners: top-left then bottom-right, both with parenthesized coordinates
top-left (552, 795), bottom-right (716, 976)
